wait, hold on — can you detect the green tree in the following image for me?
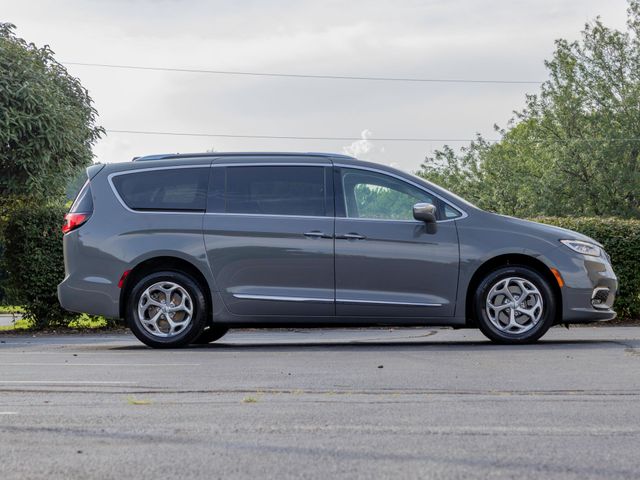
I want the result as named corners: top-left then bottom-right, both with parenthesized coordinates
top-left (420, 0), bottom-right (640, 219)
top-left (0, 24), bottom-right (101, 325)
top-left (0, 23), bottom-right (102, 213)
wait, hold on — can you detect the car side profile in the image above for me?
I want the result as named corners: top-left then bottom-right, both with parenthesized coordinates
top-left (58, 152), bottom-right (618, 348)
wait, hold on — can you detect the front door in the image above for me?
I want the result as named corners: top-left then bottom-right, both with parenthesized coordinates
top-left (203, 160), bottom-right (335, 316)
top-left (334, 166), bottom-right (460, 318)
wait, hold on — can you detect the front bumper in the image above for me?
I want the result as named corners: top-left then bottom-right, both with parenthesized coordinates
top-left (550, 248), bottom-right (618, 324)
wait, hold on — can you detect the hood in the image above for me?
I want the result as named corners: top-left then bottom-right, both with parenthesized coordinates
top-left (490, 214), bottom-right (601, 246)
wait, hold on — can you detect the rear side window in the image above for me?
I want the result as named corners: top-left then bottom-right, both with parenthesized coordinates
top-left (220, 166), bottom-right (327, 216)
top-left (70, 180), bottom-right (93, 213)
top-left (112, 168), bottom-right (208, 212)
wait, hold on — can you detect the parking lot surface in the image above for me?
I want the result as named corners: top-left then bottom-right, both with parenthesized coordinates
top-left (1, 326), bottom-right (640, 479)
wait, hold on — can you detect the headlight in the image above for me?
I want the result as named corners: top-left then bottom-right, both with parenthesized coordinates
top-left (560, 239), bottom-right (601, 257)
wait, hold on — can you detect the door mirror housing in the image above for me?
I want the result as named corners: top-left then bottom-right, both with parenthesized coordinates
top-left (413, 202), bottom-right (437, 223)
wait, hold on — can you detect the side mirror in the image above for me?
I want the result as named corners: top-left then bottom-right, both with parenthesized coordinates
top-left (413, 202), bottom-right (437, 223)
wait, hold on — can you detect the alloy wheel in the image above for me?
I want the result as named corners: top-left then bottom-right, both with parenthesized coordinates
top-left (137, 281), bottom-right (193, 337)
top-left (485, 276), bottom-right (544, 334)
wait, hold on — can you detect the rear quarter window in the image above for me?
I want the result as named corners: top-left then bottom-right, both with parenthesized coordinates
top-left (69, 180), bottom-right (93, 213)
top-left (111, 167), bottom-right (208, 211)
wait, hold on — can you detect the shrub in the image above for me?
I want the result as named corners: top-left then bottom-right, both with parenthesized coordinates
top-left (3, 203), bottom-right (70, 328)
top-left (0, 237), bottom-right (6, 304)
top-left (535, 217), bottom-right (640, 319)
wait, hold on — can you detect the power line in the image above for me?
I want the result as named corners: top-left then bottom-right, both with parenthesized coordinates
top-left (105, 129), bottom-right (640, 143)
top-left (105, 129), bottom-right (493, 142)
top-left (64, 62), bottom-right (544, 85)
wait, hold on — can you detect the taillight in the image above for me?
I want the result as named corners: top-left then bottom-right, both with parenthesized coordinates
top-left (62, 213), bottom-right (90, 234)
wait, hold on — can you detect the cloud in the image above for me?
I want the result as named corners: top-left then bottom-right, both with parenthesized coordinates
top-left (5, 0), bottom-right (629, 170)
top-left (342, 129), bottom-right (375, 158)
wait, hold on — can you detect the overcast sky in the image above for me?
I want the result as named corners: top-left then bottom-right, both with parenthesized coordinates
top-left (3, 0), bottom-right (630, 172)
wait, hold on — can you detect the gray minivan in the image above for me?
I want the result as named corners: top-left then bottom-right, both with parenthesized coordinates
top-left (58, 152), bottom-right (618, 348)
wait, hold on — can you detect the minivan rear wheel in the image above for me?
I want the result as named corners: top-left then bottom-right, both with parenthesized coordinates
top-left (474, 265), bottom-right (556, 344)
top-left (127, 271), bottom-right (208, 348)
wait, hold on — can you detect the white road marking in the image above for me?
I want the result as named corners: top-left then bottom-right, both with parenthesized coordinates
top-left (0, 380), bottom-right (137, 385)
top-left (0, 363), bottom-right (200, 367)
top-left (0, 412), bottom-right (18, 415)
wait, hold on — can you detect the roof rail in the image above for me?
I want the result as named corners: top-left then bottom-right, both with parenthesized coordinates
top-left (132, 152), bottom-right (356, 162)
top-left (132, 154), bottom-right (176, 162)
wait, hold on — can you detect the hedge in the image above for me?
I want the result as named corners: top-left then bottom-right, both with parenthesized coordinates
top-left (0, 238), bottom-right (6, 304)
top-left (3, 203), bottom-right (70, 328)
top-left (1, 205), bottom-right (639, 328)
top-left (535, 217), bottom-right (640, 320)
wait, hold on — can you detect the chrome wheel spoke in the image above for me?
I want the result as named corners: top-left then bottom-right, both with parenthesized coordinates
top-left (516, 301), bottom-right (543, 323)
top-left (488, 303), bottom-right (510, 313)
top-left (485, 276), bottom-right (544, 335)
top-left (137, 281), bottom-right (194, 338)
top-left (169, 294), bottom-right (192, 315)
top-left (141, 309), bottom-right (162, 331)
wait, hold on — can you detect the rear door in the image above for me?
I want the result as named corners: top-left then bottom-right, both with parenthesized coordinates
top-left (203, 157), bottom-right (335, 316)
top-left (334, 165), bottom-right (460, 318)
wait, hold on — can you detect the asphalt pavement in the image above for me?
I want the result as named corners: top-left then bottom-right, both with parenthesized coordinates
top-left (1, 326), bottom-right (639, 479)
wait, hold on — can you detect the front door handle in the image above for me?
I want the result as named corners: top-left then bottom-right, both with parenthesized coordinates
top-left (336, 233), bottom-right (366, 240)
top-left (304, 231), bottom-right (332, 239)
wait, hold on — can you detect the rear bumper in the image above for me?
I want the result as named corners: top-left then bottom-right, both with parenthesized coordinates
top-left (57, 274), bottom-right (120, 319)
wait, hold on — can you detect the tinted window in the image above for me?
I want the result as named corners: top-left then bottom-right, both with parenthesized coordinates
top-left (70, 180), bottom-right (93, 213)
top-left (341, 169), bottom-right (435, 220)
top-left (444, 203), bottom-right (462, 219)
top-left (223, 166), bottom-right (327, 216)
top-left (112, 168), bottom-right (208, 211)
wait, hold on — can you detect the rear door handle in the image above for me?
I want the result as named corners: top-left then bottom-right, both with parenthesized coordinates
top-left (336, 233), bottom-right (366, 240)
top-left (303, 231), bottom-right (332, 239)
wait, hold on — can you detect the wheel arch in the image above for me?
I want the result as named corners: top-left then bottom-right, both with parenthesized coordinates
top-left (464, 253), bottom-right (562, 327)
top-left (119, 256), bottom-right (212, 321)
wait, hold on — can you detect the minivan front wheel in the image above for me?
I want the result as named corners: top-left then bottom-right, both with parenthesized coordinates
top-left (474, 266), bottom-right (556, 344)
top-left (127, 271), bottom-right (207, 348)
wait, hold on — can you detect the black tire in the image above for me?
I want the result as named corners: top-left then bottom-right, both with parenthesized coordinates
top-left (474, 265), bottom-right (556, 344)
top-left (192, 326), bottom-right (229, 344)
top-left (126, 270), bottom-right (208, 348)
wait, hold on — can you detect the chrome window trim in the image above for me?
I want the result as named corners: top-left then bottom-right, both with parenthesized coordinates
top-left (107, 165), bottom-right (211, 215)
top-left (336, 217), bottom-right (434, 225)
top-left (206, 212), bottom-right (432, 224)
top-left (205, 212), bottom-right (330, 220)
top-left (334, 163), bottom-right (468, 222)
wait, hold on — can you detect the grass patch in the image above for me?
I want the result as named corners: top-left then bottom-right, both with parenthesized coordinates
top-left (67, 314), bottom-right (110, 329)
top-left (0, 310), bottom-right (111, 332)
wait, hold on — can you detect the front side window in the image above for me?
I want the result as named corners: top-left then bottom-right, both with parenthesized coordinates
top-left (112, 168), bottom-right (208, 211)
top-left (341, 169), bottom-right (435, 221)
top-left (222, 166), bottom-right (327, 216)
